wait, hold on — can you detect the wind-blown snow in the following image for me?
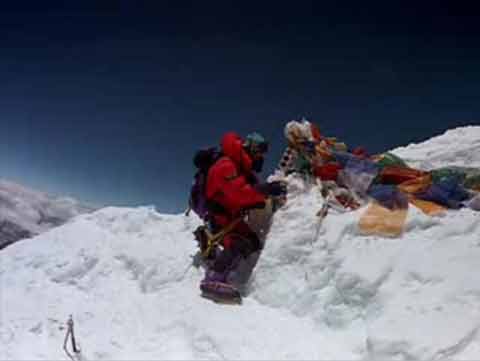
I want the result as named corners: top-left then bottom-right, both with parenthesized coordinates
top-left (1, 126), bottom-right (480, 360)
top-left (0, 180), bottom-right (93, 249)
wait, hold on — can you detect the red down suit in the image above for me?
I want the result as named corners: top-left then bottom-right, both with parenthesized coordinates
top-left (205, 132), bottom-right (266, 250)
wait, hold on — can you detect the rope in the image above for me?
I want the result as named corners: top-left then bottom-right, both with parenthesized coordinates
top-left (201, 217), bottom-right (243, 258)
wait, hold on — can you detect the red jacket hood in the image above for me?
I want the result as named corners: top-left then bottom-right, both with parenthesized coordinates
top-left (221, 132), bottom-right (253, 173)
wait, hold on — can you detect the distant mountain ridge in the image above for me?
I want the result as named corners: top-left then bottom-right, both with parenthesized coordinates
top-left (0, 179), bottom-right (93, 249)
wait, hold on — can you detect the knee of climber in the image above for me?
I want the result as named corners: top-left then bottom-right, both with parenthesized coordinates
top-left (212, 248), bottom-right (235, 273)
top-left (226, 233), bottom-right (261, 258)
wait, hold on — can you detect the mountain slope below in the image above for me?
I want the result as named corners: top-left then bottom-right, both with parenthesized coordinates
top-left (0, 180), bottom-right (93, 249)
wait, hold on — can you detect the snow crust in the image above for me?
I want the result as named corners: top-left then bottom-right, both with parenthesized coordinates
top-left (2, 126), bottom-right (480, 360)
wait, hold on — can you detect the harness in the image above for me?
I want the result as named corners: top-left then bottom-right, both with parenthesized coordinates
top-left (194, 217), bottom-right (243, 259)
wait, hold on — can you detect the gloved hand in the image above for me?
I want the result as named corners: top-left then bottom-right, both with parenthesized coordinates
top-left (256, 181), bottom-right (287, 197)
top-left (271, 194), bottom-right (287, 212)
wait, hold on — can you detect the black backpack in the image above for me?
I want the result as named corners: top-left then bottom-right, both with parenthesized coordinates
top-left (188, 147), bottom-right (222, 220)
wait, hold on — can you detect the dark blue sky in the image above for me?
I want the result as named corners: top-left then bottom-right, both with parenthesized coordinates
top-left (1, 1), bottom-right (479, 213)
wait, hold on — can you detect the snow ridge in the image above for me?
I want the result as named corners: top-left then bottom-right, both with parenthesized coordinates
top-left (392, 125), bottom-right (480, 169)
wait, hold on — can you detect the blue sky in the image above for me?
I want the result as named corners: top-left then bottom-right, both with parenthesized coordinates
top-left (0, 1), bottom-right (479, 213)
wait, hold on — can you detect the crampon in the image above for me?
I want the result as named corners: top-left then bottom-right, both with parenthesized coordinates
top-left (200, 281), bottom-right (242, 304)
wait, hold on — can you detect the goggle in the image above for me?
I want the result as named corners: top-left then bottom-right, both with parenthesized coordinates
top-left (249, 141), bottom-right (269, 155)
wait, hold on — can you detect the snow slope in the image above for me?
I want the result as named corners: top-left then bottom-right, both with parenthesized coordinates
top-left (392, 125), bottom-right (480, 170)
top-left (0, 180), bottom-right (93, 249)
top-left (2, 126), bottom-right (480, 360)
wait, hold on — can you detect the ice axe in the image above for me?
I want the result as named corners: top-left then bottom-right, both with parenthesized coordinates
top-left (63, 315), bottom-right (81, 361)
